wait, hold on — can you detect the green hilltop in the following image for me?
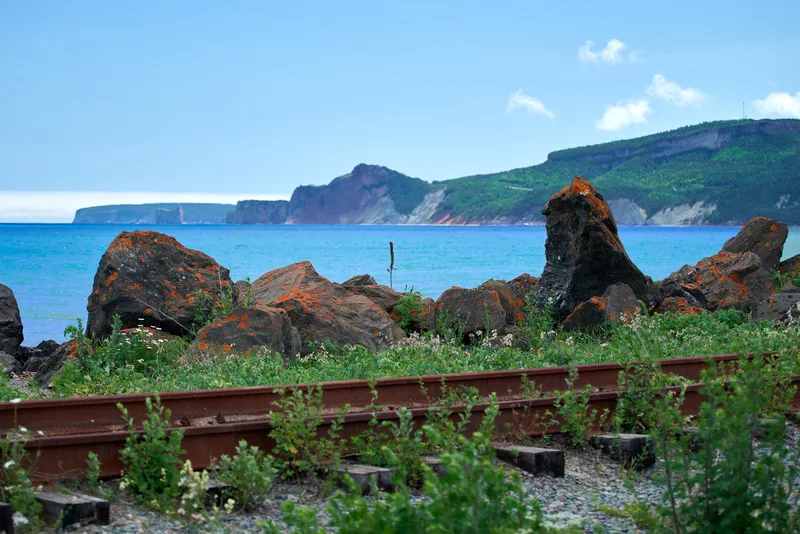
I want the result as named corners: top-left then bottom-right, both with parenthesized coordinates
top-left (434, 118), bottom-right (800, 224)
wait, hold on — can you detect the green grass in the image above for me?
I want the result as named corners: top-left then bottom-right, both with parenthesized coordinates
top-left (41, 308), bottom-right (800, 398)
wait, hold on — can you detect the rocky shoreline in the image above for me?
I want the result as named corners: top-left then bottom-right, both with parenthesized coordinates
top-left (4, 176), bottom-right (800, 388)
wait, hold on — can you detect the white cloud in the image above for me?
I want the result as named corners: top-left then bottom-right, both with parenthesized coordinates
top-left (0, 191), bottom-right (289, 223)
top-left (753, 91), bottom-right (800, 118)
top-left (646, 74), bottom-right (707, 107)
top-left (596, 99), bottom-right (651, 131)
top-left (578, 39), bottom-right (629, 64)
top-left (506, 90), bottom-right (555, 119)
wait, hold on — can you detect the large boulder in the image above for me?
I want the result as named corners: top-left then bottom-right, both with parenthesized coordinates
top-left (86, 231), bottom-right (232, 339)
top-left (250, 261), bottom-right (405, 353)
top-left (434, 287), bottom-right (506, 342)
top-left (537, 177), bottom-right (659, 322)
top-left (0, 284), bottom-right (23, 357)
top-left (478, 280), bottom-right (527, 326)
top-left (664, 252), bottom-right (774, 313)
top-left (190, 306), bottom-right (301, 360)
top-left (342, 274), bottom-right (377, 287)
top-left (722, 216), bottom-right (788, 271)
top-left (562, 283), bottom-right (641, 332)
top-left (17, 340), bottom-right (60, 366)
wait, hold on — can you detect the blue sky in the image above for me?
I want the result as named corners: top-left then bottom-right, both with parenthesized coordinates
top-left (1, 1), bottom-right (799, 221)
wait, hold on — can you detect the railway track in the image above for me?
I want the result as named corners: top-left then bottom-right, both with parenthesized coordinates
top-left (1, 354), bottom-right (744, 437)
top-left (4, 353), bottom-right (796, 483)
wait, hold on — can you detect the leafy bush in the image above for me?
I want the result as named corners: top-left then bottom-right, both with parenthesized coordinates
top-left (394, 290), bottom-right (426, 334)
top-left (268, 385), bottom-right (349, 478)
top-left (118, 395), bottom-right (186, 509)
top-left (648, 350), bottom-right (799, 533)
top-left (0, 428), bottom-right (43, 533)
top-left (211, 440), bottom-right (276, 511)
top-left (546, 367), bottom-right (600, 447)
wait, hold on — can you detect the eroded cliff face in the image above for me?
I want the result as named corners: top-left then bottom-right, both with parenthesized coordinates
top-left (226, 200), bottom-right (289, 224)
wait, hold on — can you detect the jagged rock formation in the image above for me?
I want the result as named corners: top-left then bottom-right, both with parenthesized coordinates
top-left (721, 216), bottom-right (788, 270)
top-left (537, 177), bottom-right (660, 322)
top-left (155, 207), bottom-right (184, 225)
top-left (226, 201), bottom-right (290, 224)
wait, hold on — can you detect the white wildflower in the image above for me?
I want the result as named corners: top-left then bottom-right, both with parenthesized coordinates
top-left (18, 426), bottom-right (27, 433)
top-left (4, 460), bottom-right (15, 469)
top-left (9, 398), bottom-right (21, 404)
top-left (12, 512), bottom-right (28, 526)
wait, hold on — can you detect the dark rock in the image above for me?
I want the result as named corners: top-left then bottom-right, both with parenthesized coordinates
top-left (86, 231), bottom-right (232, 339)
top-left (434, 287), bottom-right (506, 341)
top-left (250, 261), bottom-right (405, 353)
top-left (753, 291), bottom-right (800, 324)
top-left (16, 339), bottom-right (60, 365)
top-left (537, 177), bottom-right (659, 322)
top-left (658, 280), bottom-right (707, 309)
top-left (779, 254), bottom-right (800, 277)
top-left (478, 280), bottom-right (527, 326)
top-left (32, 340), bottom-right (79, 386)
top-left (509, 273), bottom-right (540, 299)
top-left (0, 351), bottom-right (22, 375)
top-left (342, 274), bottom-right (377, 287)
top-left (562, 283), bottom-right (641, 332)
top-left (722, 216), bottom-right (788, 270)
top-left (664, 251), bottom-right (774, 312)
top-left (190, 305), bottom-right (301, 360)
top-left (654, 297), bottom-right (707, 316)
top-left (0, 284), bottom-right (23, 357)
top-left (0, 502), bottom-right (11, 534)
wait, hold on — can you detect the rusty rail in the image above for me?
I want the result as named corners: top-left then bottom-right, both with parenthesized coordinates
top-left (21, 371), bottom-right (799, 483)
top-left (1, 354), bottom-right (744, 437)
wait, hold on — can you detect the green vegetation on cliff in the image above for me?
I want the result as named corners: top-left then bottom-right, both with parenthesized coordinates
top-left (436, 119), bottom-right (800, 224)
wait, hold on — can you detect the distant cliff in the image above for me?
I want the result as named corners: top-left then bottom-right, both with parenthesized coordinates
top-left (73, 203), bottom-right (233, 224)
top-left (225, 164), bottom-right (443, 224)
top-left (74, 118), bottom-right (800, 226)
top-left (226, 200), bottom-right (289, 224)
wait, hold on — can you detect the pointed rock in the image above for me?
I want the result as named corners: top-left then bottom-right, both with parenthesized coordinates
top-left (434, 287), bottom-right (506, 342)
top-left (538, 177), bottom-right (659, 322)
top-left (722, 216), bottom-right (788, 270)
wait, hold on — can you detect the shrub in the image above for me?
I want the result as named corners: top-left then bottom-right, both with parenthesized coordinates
top-left (394, 290), bottom-right (426, 334)
top-left (649, 351), bottom-right (799, 533)
top-left (0, 428), bottom-right (43, 533)
top-left (268, 385), bottom-right (349, 478)
top-left (117, 395), bottom-right (186, 509)
top-left (546, 367), bottom-right (599, 447)
top-left (211, 440), bottom-right (276, 511)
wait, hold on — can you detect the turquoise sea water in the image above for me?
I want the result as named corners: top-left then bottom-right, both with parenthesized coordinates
top-left (2, 224), bottom-right (799, 345)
